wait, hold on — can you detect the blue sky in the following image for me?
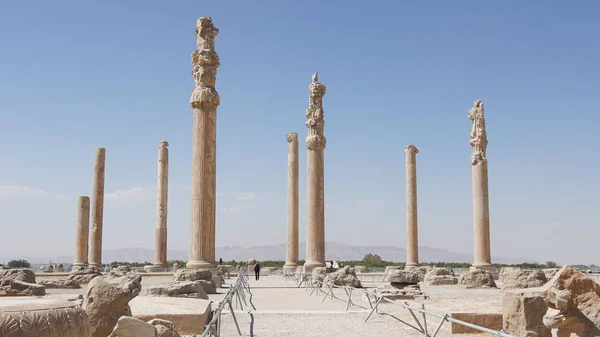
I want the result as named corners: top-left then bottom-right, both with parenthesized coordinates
top-left (0, 1), bottom-right (598, 265)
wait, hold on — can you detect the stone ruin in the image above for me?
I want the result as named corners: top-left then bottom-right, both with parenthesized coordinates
top-left (0, 269), bottom-right (45, 297)
top-left (499, 267), bottom-right (547, 290)
top-left (424, 267), bottom-right (459, 285)
top-left (145, 268), bottom-right (217, 299)
top-left (459, 269), bottom-right (497, 288)
top-left (322, 266), bottom-right (361, 288)
top-left (377, 269), bottom-right (427, 300)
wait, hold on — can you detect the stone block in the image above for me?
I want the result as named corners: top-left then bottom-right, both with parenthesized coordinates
top-left (130, 297), bottom-right (212, 336)
top-left (450, 312), bottom-right (503, 334)
top-left (502, 288), bottom-right (551, 337)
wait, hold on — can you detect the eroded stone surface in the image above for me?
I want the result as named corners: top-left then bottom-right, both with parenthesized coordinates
top-left (387, 270), bottom-right (420, 284)
top-left (459, 269), bottom-right (497, 288)
top-left (149, 319), bottom-right (181, 337)
top-left (0, 279), bottom-right (46, 296)
top-left (39, 279), bottom-right (81, 289)
top-left (108, 316), bottom-right (157, 337)
top-left (0, 268), bottom-right (36, 284)
top-left (501, 268), bottom-right (547, 290)
top-left (83, 271), bottom-right (142, 337)
top-left (322, 267), bottom-right (361, 288)
top-left (146, 280), bottom-right (208, 299)
top-left (502, 288), bottom-right (550, 337)
top-left (69, 266), bottom-right (102, 284)
top-left (425, 267), bottom-right (458, 285)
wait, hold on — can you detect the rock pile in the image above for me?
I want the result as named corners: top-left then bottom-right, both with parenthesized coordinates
top-left (39, 279), bottom-right (81, 289)
top-left (323, 266), bottom-right (361, 288)
top-left (377, 270), bottom-right (427, 300)
top-left (459, 269), bottom-right (497, 288)
top-left (172, 269), bottom-right (216, 294)
top-left (424, 267), bottom-right (458, 285)
top-left (0, 269), bottom-right (45, 296)
top-left (69, 266), bottom-right (103, 284)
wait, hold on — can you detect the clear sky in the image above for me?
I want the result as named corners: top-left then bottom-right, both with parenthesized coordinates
top-left (1, 1), bottom-right (598, 265)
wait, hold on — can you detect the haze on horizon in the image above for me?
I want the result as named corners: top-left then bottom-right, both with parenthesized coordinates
top-left (0, 1), bottom-right (598, 266)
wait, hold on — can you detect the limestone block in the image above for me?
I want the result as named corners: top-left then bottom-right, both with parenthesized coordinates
top-left (149, 319), bottom-right (181, 337)
top-left (502, 288), bottom-right (550, 337)
top-left (542, 268), bottom-right (560, 281)
top-left (0, 298), bottom-right (92, 337)
top-left (173, 269), bottom-right (212, 281)
top-left (459, 269), bottom-right (497, 288)
top-left (323, 267), bottom-right (361, 288)
top-left (501, 268), bottom-right (547, 290)
top-left (130, 297), bottom-right (212, 336)
top-left (450, 312), bottom-right (503, 334)
top-left (0, 268), bottom-right (36, 284)
top-left (83, 271), bottom-right (142, 337)
top-left (0, 279), bottom-right (46, 296)
top-left (146, 281), bottom-right (208, 299)
top-left (387, 270), bottom-right (420, 284)
top-left (69, 266), bottom-right (103, 284)
top-left (424, 267), bottom-right (458, 285)
top-left (108, 316), bottom-right (157, 337)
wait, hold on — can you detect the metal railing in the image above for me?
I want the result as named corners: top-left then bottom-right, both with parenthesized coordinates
top-left (290, 273), bottom-right (515, 337)
top-left (200, 272), bottom-right (255, 337)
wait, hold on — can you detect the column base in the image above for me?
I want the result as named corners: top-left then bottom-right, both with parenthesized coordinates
top-left (470, 263), bottom-right (496, 272)
top-left (88, 263), bottom-right (101, 268)
top-left (186, 260), bottom-right (215, 269)
top-left (404, 263), bottom-right (420, 270)
top-left (283, 264), bottom-right (298, 274)
top-left (303, 261), bottom-right (326, 274)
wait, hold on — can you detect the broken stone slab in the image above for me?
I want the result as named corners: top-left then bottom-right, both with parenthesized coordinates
top-left (540, 265), bottom-right (600, 336)
top-left (459, 269), bottom-right (497, 288)
top-left (0, 268), bottom-right (36, 284)
top-left (501, 268), bottom-right (547, 290)
top-left (376, 283), bottom-right (428, 300)
top-left (149, 319), bottom-right (181, 337)
top-left (172, 269), bottom-right (211, 281)
top-left (502, 287), bottom-right (551, 337)
top-left (130, 297), bottom-right (212, 336)
top-left (0, 298), bottom-right (92, 336)
top-left (83, 271), bottom-right (142, 337)
top-left (387, 270), bottom-right (420, 284)
top-left (39, 279), bottom-right (81, 289)
top-left (145, 280), bottom-right (208, 299)
top-left (108, 316), bottom-right (157, 337)
top-left (0, 279), bottom-right (46, 297)
top-left (424, 267), bottom-right (458, 285)
top-left (542, 268), bottom-right (560, 281)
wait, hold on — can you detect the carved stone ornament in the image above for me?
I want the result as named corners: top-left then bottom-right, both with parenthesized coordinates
top-left (286, 133), bottom-right (298, 143)
top-left (0, 299), bottom-right (92, 337)
top-left (190, 17), bottom-right (220, 110)
top-left (405, 144), bottom-right (419, 154)
top-left (305, 72), bottom-right (327, 150)
top-left (468, 100), bottom-right (488, 166)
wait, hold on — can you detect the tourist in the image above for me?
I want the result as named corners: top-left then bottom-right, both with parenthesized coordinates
top-left (254, 262), bottom-right (261, 280)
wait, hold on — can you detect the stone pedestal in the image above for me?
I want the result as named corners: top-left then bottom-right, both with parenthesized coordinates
top-left (304, 73), bottom-right (327, 272)
top-left (89, 147), bottom-right (105, 268)
top-left (187, 17), bottom-right (220, 270)
top-left (0, 299), bottom-right (91, 337)
top-left (284, 132), bottom-right (299, 273)
top-left (74, 196), bottom-right (90, 268)
top-left (404, 145), bottom-right (419, 268)
top-left (468, 100), bottom-right (493, 271)
top-left (154, 141), bottom-right (169, 268)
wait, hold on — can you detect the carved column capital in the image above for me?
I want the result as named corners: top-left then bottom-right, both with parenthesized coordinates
top-left (305, 72), bottom-right (326, 151)
top-left (190, 17), bottom-right (220, 110)
top-left (405, 144), bottom-right (419, 154)
top-left (286, 132), bottom-right (298, 143)
top-left (468, 100), bottom-right (488, 166)
top-left (159, 140), bottom-right (169, 149)
top-left (306, 135), bottom-right (327, 150)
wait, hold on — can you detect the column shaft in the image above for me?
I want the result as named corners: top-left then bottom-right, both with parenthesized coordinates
top-left (154, 141), bottom-right (169, 267)
top-left (89, 148), bottom-right (105, 268)
top-left (73, 196), bottom-right (90, 267)
top-left (187, 17), bottom-right (220, 269)
top-left (405, 145), bottom-right (419, 267)
top-left (284, 133), bottom-right (299, 271)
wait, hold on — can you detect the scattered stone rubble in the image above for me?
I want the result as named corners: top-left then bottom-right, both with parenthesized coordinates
top-left (459, 269), bottom-right (497, 288)
top-left (424, 267), bottom-right (458, 285)
top-left (69, 266), bottom-right (103, 284)
top-left (149, 319), bottom-right (181, 337)
top-left (39, 279), bottom-right (81, 289)
top-left (0, 269), bottom-right (45, 296)
top-left (108, 316), bottom-right (157, 337)
top-left (146, 280), bottom-right (208, 299)
top-left (167, 269), bottom-right (216, 294)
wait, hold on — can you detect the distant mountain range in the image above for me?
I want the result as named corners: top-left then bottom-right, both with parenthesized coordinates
top-left (1, 242), bottom-right (535, 265)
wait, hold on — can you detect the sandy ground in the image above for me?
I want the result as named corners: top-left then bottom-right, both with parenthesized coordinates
top-left (34, 274), bottom-right (504, 337)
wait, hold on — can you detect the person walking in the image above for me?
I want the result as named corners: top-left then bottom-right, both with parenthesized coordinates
top-left (254, 262), bottom-right (261, 281)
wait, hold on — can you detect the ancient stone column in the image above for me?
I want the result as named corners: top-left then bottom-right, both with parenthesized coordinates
top-left (304, 73), bottom-right (327, 272)
top-left (468, 100), bottom-right (493, 271)
top-left (88, 147), bottom-right (105, 268)
top-left (284, 132), bottom-right (299, 273)
top-left (154, 141), bottom-right (169, 268)
top-left (404, 145), bottom-right (419, 269)
top-left (187, 17), bottom-right (220, 269)
top-left (73, 196), bottom-right (90, 268)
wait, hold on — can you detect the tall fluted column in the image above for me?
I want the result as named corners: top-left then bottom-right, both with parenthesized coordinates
top-left (468, 100), bottom-right (493, 271)
top-left (284, 133), bottom-right (299, 272)
top-left (404, 145), bottom-right (419, 268)
top-left (89, 147), bottom-right (105, 268)
top-left (304, 73), bottom-right (327, 272)
top-left (154, 141), bottom-right (169, 268)
top-left (187, 17), bottom-right (220, 269)
top-left (73, 196), bottom-right (90, 268)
